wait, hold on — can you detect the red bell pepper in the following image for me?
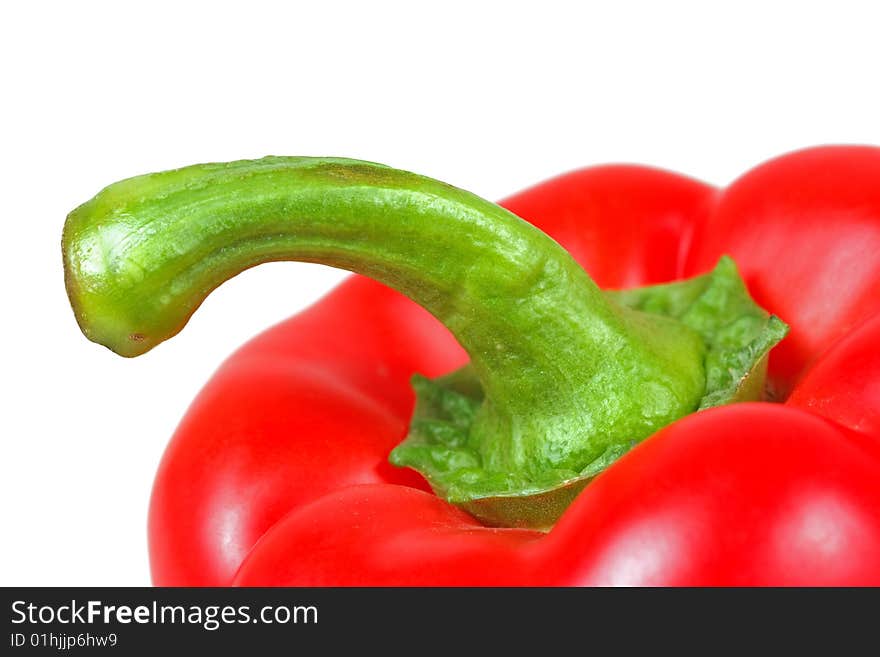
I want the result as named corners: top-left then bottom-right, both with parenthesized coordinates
top-left (62, 146), bottom-right (880, 585)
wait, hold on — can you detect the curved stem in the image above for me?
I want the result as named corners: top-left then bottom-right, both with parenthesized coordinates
top-left (63, 157), bottom-right (705, 480)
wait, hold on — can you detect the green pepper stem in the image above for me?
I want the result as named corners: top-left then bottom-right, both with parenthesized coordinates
top-left (63, 157), bottom-right (705, 481)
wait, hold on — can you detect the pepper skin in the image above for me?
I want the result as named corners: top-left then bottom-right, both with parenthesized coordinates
top-left (64, 147), bottom-right (880, 585)
top-left (232, 406), bottom-right (880, 586)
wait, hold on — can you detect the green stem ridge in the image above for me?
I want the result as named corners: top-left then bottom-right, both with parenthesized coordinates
top-left (392, 257), bottom-right (788, 526)
top-left (63, 157), bottom-right (787, 529)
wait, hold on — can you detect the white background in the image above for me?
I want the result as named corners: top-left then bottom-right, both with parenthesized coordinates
top-left (2, 1), bottom-right (879, 585)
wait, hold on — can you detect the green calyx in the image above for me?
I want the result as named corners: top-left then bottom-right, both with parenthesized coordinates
top-left (391, 256), bottom-right (788, 527)
top-left (62, 156), bottom-right (788, 531)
